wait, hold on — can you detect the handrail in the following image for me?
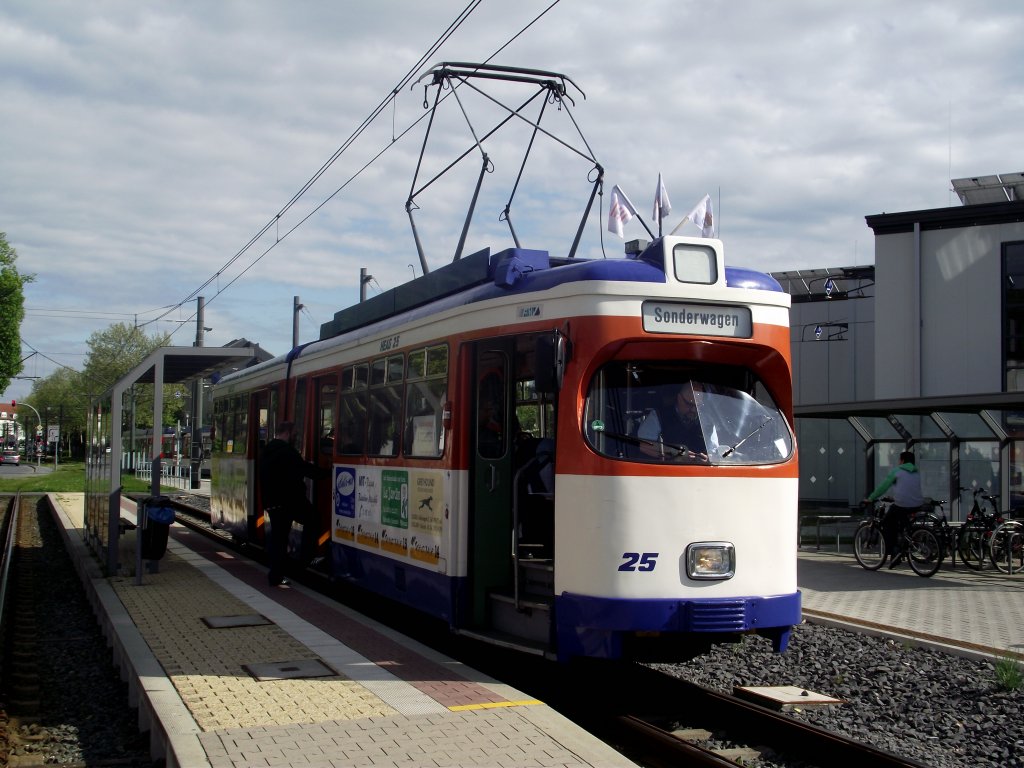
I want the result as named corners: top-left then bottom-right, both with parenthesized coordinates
top-left (510, 453), bottom-right (553, 610)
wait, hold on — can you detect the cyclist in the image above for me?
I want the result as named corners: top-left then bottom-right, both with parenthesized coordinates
top-left (864, 450), bottom-right (924, 568)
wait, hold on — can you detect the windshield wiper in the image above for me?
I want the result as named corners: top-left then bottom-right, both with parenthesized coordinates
top-left (721, 416), bottom-right (773, 458)
top-left (592, 425), bottom-right (707, 462)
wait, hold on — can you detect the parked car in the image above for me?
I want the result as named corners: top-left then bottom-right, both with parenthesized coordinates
top-left (1, 448), bottom-right (20, 466)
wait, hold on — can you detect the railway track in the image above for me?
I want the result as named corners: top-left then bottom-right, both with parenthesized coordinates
top-left (0, 494), bottom-right (157, 766)
top-left (595, 665), bottom-right (932, 768)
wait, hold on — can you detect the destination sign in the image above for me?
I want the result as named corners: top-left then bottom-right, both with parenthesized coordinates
top-left (641, 301), bottom-right (752, 338)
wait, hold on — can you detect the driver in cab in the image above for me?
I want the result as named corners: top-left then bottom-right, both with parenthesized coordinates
top-left (637, 382), bottom-right (708, 462)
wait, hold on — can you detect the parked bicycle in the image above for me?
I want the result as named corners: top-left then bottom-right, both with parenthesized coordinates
top-left (853, 498), bottom-right (942, 577)
top-left (990, 517), bottom-right (1024, 574)
top-left (955, 487), bottom-right (1005, 571)
top-left (912, 498), bottom-right (956, 567)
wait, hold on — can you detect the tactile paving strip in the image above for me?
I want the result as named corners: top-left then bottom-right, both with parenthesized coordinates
top-left (110, 552), bottom-right (399, 730)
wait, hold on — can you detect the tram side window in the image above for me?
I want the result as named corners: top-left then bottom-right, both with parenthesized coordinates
top-left (232, 397), bottom-right (248, 454)
top-left (368, 354), bottom-right (403, 457)
top-left (583, 361), bottom-right (793, 466)
top-left (337, 364), bottom-right (368, 455)
top-left (257, 406), bottom-right (269, 447)
top-left (318, 378), bottom-right (337, 454)
top-left (293, 379), bottom-right (308, 452)
top-left (212, 395), bottom-right (248, 455)
top-left (212, 399), bottom-right (228, 454)
top-left (404, 345), bottom-right (448, 458)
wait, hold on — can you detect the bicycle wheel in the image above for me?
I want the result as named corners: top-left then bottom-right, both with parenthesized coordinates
top-left (853, 522), bottom-right (886, 570)
top-left (956, 523), bottom-right (987, 570)
top-left (907, 527), bottom-right (941, 577)
top-left (990, 521), bottom-right (1024, 574)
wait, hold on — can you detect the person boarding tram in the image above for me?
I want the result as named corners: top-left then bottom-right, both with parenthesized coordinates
top-left (259, 421), bottom-right (323, 586)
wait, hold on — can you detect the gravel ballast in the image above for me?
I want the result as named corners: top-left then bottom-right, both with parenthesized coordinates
top-left (1, 497), bottom-right (157, 767)
top-left (650, 622), bottom-right (1024, 768)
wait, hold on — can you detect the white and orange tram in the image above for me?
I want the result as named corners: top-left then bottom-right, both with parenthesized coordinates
top-left (210, 235), bottom-right (800, 661)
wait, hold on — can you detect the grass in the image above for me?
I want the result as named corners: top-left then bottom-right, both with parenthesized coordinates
top-left (0, 461), bottom-right (167, 494)
top-left (995, 654), bottom-right (1024, 691)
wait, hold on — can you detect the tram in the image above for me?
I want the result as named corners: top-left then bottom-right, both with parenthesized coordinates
top-left (210, 234), bottom-right (801, 661)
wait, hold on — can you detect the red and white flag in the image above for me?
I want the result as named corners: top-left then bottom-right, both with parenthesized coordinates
top-left (608, 184), bottom-right (637, 238)
top-left (685, 193), bottom-right (715, 238)
top-left (653, 173), bottom-right (672, 222)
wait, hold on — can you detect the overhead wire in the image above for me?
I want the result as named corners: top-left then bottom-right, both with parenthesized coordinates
top-left (16, 1), bottom-right (570, 387)
top-left (139, 0), bottom-right (485, 329)
top-left (238, 2), bottom-right (561, 302)
top-left (145, 0), bottom-right (566, 330)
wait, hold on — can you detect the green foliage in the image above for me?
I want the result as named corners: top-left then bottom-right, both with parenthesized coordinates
top-left (995, 654), bottom-right (1024, 691)
top-left (80, 321), bottom-right (185, 431)
top-left (81, 321), bottom-right (171, 395)
top-left (27, 321), bottom-right (188, 446)
top-left (0, 232), bottom-right (36, 393)
top-left (28, 367), bottom-right (89, 445)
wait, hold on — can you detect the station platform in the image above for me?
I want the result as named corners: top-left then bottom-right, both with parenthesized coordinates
top-left (48, 493), bottom-right (637, 768)
top-left (798, 547), bottom-right (1024, 660)
top-left (47, 490), bottom-right (1024, 767)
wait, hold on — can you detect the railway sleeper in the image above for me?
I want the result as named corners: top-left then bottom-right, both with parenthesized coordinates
top-left (670, 727), bottom-right (764, 763)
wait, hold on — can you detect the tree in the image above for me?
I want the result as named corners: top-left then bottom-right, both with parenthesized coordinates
top-left (80, 322), bottom-right (187, 429)
top-left (0, 232), bottom-right (35, 393)
top-left (29, 367), bottom-right (88, 456)
top-left (28, 322), bottom-right (190, 459)
top-left (81, 322), bottom-right (171, 394)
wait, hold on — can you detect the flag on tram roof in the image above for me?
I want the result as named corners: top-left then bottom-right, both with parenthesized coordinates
top-left (653, 173), bottom-right (672, 222)
top-left (679, 193), bottom-right (714, 238)
top-left (608, 184), bottom-right (637, 238)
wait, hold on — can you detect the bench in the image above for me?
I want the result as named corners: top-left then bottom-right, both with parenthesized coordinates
top-left (799, 508), bottom-right (862, 551)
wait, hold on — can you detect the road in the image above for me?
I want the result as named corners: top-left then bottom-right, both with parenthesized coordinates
top-left (0, 461), bottom-right (53, 476)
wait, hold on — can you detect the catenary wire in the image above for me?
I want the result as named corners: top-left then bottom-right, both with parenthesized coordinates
top-left (138, 0), bottom-right (485, 329)
top-left (143, 1), bottom-right (565, 331)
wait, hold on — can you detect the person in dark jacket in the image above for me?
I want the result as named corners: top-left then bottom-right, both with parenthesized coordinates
top-left (637, 382), bottom-right (708, 461)
top-left (259, 421), bottom-right (320, 586)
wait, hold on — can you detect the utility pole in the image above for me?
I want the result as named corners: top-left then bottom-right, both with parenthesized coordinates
top-left (293, 296), bottom-right (303, 348)
top-left (190, 296), bottom-right (205, 489)
top-left (360, 268), bottom-right (373, 302)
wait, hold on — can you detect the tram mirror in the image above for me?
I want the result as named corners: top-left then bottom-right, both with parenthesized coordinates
top-left (535, 332), bottom-right (568, 394)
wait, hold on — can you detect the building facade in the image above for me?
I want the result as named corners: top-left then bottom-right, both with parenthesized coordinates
top-left (775, 175), bottom-right (1024, 519)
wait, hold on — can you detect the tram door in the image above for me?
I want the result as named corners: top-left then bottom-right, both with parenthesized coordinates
top-left (312, 376), bottom-right (338, 558)
top-left (470, 340), bottom-right (516, 625)
top-left (250, 387), bottom-right (276, 545)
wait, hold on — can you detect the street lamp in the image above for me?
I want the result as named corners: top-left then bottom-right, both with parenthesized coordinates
top-left (11, 399), bottom-right (43, 467)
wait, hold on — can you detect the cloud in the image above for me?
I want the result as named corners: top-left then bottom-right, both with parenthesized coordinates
top-left (3, 0), bottom-right (1024, 399)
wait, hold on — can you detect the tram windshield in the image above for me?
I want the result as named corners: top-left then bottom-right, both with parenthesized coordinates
top-left (583, 362), bottom-right (793, 466)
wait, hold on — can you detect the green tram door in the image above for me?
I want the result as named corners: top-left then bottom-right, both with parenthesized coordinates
top-left (470, 340), bottom-right (516, 626)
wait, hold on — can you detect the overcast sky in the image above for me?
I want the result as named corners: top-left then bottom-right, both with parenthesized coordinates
top-left (3, 0), bottom-right (1022, 402)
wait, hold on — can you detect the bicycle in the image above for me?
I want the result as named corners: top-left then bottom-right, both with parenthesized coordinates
top-left (990, 518), bottom-right (1024, 574)
top-left (912, 498), bottom-right (955, 568)
top-left (955, 487), bottom-right (1005, 571)
top-left (853, 499), bottom-right (942, 577)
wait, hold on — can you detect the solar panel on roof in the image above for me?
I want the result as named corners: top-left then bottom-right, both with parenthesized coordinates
top-left (951, 173), bottom-right (1024, 205)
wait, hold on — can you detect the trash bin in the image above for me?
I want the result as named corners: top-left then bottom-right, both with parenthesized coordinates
top-left (141, 495), bottom-right (175, 560)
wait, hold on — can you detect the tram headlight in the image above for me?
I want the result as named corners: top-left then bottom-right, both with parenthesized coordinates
top-left (686, 542), bottom-right (735, 580)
